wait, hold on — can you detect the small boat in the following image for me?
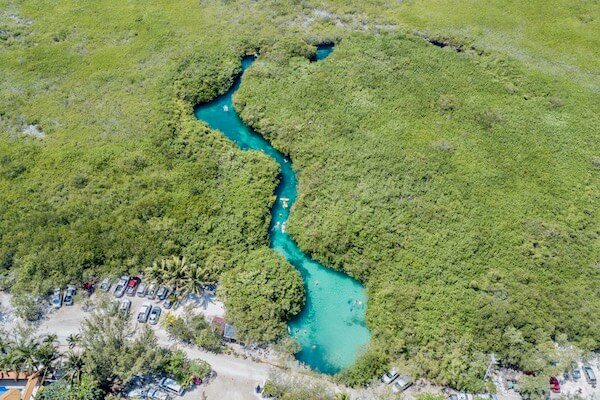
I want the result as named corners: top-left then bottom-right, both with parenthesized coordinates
top-left (223, 105), bottom-right (229, 112)
top-left (281, 222), bottom-right (287, 233)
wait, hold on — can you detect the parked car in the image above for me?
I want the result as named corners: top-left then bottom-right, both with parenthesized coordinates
top-left (114, 276), bottom-right (129, 298)
top-left (147, 387), bottom-right (169, 400)
top-left (163, 298), bottom-right (174, 309)
top-left (149, 306), bottom-right (161, 325)
top-left (550, 376), bottom-right (560, 393)
top-left (146, 284), bottom-right (157, 300)
top-left (64, 285), bottom-right (76, 306)
top-left (99, 278), bottom-right (112, 292)
top-left (51, 288), bottom-right (62, 309)
top-left (392, 375), bottom-right (412, 394)
top-left (137, 302), bottom-right (152, 323)
top-left (583, 365), bottom-right (597, 387)
top-left (126, 277), bottom-right (141, 296)
top-left (159, 377), bottom-right (184, 396)
top-left (114, 283), bottom-right (126, 298)
top-left (571, 362), bottom-right (582, 380)
top-left (156, 287), bottom-right (168, 301)
top-left (381, 369), bottom-right (399, 384)
top-left (127, 388), bottom-right (146, 398)
top-left (119, 299), bottom-right (132, 314)
top-left (136, 282), bottom-right (147, 297)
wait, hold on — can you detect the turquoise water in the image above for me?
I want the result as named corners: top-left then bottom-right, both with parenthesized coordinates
top-left (194, 45), bottom-right (370, 374)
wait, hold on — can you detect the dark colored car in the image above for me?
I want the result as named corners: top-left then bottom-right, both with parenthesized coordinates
top-left (149, 306), bottom-right (161, 325)
top-left (549, 377), bottom-right (560, 393)
top-left (126, 277), bottom-right (141, 296)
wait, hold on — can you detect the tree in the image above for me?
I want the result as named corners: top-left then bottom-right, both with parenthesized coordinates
top-left (63, 351), bottom-right (85, 384)
top-left (67, 334), bottom-right (81, 349)
top-left (146, 255), bottom-right (217, 301)
top-left (220, 248), bottom-right (304, 343)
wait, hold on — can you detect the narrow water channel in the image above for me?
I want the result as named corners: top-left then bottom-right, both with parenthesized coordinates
top-left (194, 45), bottom-right (370, 374)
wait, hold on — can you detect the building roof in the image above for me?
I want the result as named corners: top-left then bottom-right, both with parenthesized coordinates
top-left (223, 324), bottom-right (237, 340)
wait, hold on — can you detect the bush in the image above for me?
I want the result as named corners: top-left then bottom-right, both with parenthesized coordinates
top-left (11, 293), bottom-right (43, 321)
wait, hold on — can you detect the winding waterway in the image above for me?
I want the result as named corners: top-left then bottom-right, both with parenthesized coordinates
top-left (194, 45), bottom-right (370, 374)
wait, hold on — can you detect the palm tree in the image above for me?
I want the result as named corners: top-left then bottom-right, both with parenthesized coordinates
top-left (147, 255), bottom-right (193, 295)
top-left (13, 340), bottom-right (39, 373)
top-left (62, 351), bottom-right (84, 384)
top-left (42, 334), bottom-right (58, 346)
top-left (66, 333), bottom-right (81, 349)
top-left (183, 264), bottom-right (209, 299)
top-left (4, 351), bottom-right (24, 380)
top-left (36, 342), bottom-right (60, 383)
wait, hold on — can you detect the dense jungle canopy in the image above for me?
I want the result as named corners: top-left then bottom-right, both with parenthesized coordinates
top-left (1, 0), bottom-right (598, 390)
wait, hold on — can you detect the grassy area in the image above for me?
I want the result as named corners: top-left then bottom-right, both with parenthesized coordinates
top-left (1, 0), bottom-right (599, 390)
top-left (235, 33), bottom-right (600, 389)
top-left (303, 0), bottom-right (600, 89)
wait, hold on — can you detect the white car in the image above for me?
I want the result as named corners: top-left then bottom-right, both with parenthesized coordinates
top-left (51, 288), bottom-right (62, 309)
top-left (137, 302), bottom-right (152, 323)
top-left (64, 285), bottom-right (76, 306)
top-left (381, 369), bottom-right (399, 384)
top-left (391, 375), bottom-right (412, 393)
top-left (119, 299), bottom-right (132, 314)
top-left (99, 278), bottom-right (112, 292)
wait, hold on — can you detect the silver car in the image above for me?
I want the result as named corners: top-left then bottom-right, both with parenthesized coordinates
top-left (136, 282), bottom-right (147, 297)
top-left (137, 302), bottom-right (152, 323)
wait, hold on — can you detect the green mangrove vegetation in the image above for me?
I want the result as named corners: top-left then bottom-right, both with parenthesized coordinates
top-left (235, 33), bottom-right (600, 389)
top-left (1, 0), bottom-right (599, 391)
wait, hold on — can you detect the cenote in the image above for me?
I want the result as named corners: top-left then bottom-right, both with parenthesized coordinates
top-left (194, 44), bottom-right (370, 374)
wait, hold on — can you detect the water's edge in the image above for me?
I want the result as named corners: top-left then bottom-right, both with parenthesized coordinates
top-left (194, 45), bottom-right (370, 374)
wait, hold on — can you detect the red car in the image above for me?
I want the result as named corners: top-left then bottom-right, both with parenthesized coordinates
top-left (126, 277), bottom-right (141, 296)
top-left (549, 376), bottom-right (560, 393)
